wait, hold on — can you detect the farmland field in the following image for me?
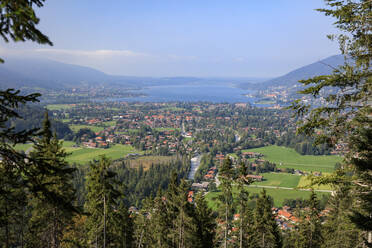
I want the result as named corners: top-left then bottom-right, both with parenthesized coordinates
top-left (253, 173), bottom-right (301, 188)
top-left (46, 104), bottom-right (77, 110)
top-left (206, 186), bottom-right (330, 210)
top-left (154, 127), bottom-right (180, 132)
top-left (67, 144), bottom-right (141, 164)
top-left (15, 142), bottom-right (140, 165)
top-left (14, 140), bottom-right (76, 152)
top-left (242, 146), bottom-right (342, 173)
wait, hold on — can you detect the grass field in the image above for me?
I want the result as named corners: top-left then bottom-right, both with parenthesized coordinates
top-left (15, 142), bottom-right (140, 165)
top-left (254, 173), bottom-right (301, 188)
top-left (154, 127), bottom-right (180, 132)
top-left (70, 124), bottom-right (105, 133)
top-left (242, 146), bottom-right (342, 173)
top-left (67, 144), bottom-right (141, 164)
top-left (14, 140), bottom-right (77, 152)
top-left (297, 176), bottom-right (332, 190)
top-left (46, 104), bottom-right (77, 110)
top-left (206, 186), bottom-right (330, 210)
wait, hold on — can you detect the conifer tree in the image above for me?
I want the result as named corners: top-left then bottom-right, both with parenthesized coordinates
top-left (253, 189), bottom-right (282, 248)
top-left (26, 112), bottom-right (76, 248)
top-left (322, 184), bottom-right (363, 248)
top-left (0, 0), bottom-right (52, 63)
top-left (85, 156), bottom-right (132, 248)
top-left (0, 165), bottom-right (28, 248)
top-left (294, 191), bottom-right (322, 248)
top-left (133, 197), bottom-right (155, 248)
top-left (193, 192), bottom-right (216, 248)
top-left (290, 0), bottom-right (371, 244)
top-left (60, 215), bottom-right (88, 248)
top-left (217, 157), bottom-right (234, 248)
top-left (150, 188), bottom-right (172, 248)
top-left (173, 179), bottom-right (197, 248)
top-left (235, 162), bottom-right (254, 248)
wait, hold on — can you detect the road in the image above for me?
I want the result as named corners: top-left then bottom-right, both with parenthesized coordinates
top-left (246, 184), bottom-right (333, 193)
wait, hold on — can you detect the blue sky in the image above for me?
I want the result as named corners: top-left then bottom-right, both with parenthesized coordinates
top-left (0, 0), bottom-right (340, 77)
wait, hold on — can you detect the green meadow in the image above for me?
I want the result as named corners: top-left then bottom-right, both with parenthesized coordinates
top-left (253, 173), bottom-right (301, 188)
top-left (46, 104), bottom-right (77, 110)
top-left (242, 145), bottom-right (342, 173)
top-left (206, 186), bottom-right (330, 210)
top-left (67, 144), bottom-right (141, 164)
top-left (15, 142), bottom-right (140, 165)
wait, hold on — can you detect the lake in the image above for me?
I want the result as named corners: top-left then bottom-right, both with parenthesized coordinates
top-left (107, 84), bottom-right (261, 103)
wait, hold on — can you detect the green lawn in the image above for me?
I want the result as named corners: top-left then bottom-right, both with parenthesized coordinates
top-left (46, 104), bottom-right (77, 110)
top-left (70, 124), bottom-right (105, 133)
top-left (254, 173), bottom-right (301, 188)
top-left (206, 186), bottom-right (330, 210)
top-left (242, 146), bottom-right (342, 173)
top-left (154, 127), bottom-right (181, 132)
top-left (67, 144), bottom-right (141, 164)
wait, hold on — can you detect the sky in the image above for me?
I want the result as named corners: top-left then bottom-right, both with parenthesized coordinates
top-left (0, 0), bottom-right (341, 78)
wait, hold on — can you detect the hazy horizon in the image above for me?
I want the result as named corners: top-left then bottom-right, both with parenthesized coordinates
top-left (0, 0), bottom-right (340, 78)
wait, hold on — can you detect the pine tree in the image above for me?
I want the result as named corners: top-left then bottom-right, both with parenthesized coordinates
top-left (235, 162), bottom-right (254, 248)
top-left (294, 191), bottom-right (322, 248)
top-left (193, 192), bottom-right (216, 248)
top-left (60, 215), bottom-right (88, 248)
top-left (173, 179), bottom-right (197, 248)
top-left (217, 157), bottom-right (234, 248)
top-left (133, 197), bottom-right (155, 248)
top-left (253, 189), bottom-right (282, 248)
top-left (26, 112), bottom-right (76, 248)
top-left (0, 0), bottom-right (52, 63)
top-left (149, 188), bottom-right (172, 248)
top-left (322, 184), bottom-right (363, 248)
top-left (290, 0), bottom-right (371, 245)
top-left (85, 156), bottom-right (132, 247)
top-left (0, 166), bottom-right (28, 248)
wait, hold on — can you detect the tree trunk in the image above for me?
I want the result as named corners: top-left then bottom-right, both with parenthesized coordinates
top-left (103, 194), bottom-right (106, 248)
top-left (240, 216), bottom-right (243, 248)
top-left (5, 204), bottom-right (9, 248)
top-left (224, 204), bottom-right (228, 248)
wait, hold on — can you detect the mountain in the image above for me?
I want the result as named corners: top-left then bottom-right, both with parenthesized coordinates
top-left (0, 57), bottom-right (111, 89)
top-left (0, 57), bottom-right (269, 90)
top-left (238, 55), bottom-right (346, 90)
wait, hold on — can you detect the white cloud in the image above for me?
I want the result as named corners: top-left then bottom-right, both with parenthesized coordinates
top-left (33, 48), bottom-right (149, 58)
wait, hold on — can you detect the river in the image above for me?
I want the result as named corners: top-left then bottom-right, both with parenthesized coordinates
top-left (187, 155), bottom-right (201, 180)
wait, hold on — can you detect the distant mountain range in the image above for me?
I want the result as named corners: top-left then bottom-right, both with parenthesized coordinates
top-left (255, 55), bottom-right (345, 89)
top-left (0, 55), bottom-right (346, 90)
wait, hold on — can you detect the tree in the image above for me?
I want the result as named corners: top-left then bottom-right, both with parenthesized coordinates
top-left (217, 157), bottom-right (234, 248)
top-left (322, 183), bottom-right (364, 248)
top-left (235, 162), bottom-right (254, 248)
top-left (253, 189), bottom-right (282, 248)
top-left (85, 156), bottom-right (132, 248)
top-left (193, 192), bottom-right (216, 248)
top-left (26, 112), bottom-right (76, 248)
top-left (294, 191), bottom-right (323, 248)
top-left (291, 0), bottom-right (371, 245)
top-left (0, 0), bottom-right (52, 63)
